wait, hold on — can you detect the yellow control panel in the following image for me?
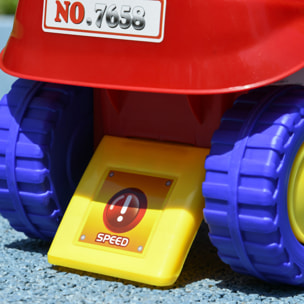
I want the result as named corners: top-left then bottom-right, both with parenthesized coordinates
top-left (48, 136), bottom-right (208, 286)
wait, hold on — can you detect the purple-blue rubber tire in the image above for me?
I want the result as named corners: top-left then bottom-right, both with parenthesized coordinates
top-left (0, 79), bottom-right (93, 240)
top-left (203, 85), bottom-right (304, 286)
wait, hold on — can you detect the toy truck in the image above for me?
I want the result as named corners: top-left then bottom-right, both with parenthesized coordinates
top-left (1, 0), bottom-right (304, 286)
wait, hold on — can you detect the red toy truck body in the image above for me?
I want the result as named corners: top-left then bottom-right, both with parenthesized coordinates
top-left (1, 0), bottom-right (304, 286)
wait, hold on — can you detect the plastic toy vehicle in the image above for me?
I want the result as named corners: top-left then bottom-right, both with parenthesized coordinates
top-left (1, 0), bottom-right (304, 286)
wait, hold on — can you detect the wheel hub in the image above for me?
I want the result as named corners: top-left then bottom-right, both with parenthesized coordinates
top-left (288, 142), bottom-right (304, 244)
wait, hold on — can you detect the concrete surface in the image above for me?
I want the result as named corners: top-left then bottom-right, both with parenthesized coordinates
top-left (0, 15), bottom-right (16, 97)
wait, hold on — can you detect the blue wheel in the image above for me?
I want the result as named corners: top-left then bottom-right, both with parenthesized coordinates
top-left (0, 79), bottom-right (93, 240)
top-left (203, 85), bottom-right (304, 285)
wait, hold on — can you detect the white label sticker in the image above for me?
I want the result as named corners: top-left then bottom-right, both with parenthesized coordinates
top-left (43, 0), bottom-right (166, 43)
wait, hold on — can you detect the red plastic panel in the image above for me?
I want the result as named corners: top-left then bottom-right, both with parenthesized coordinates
top-left (1, 0), bottom-right (304, 93)
top-left (93, 90), bottom-right (236, 148)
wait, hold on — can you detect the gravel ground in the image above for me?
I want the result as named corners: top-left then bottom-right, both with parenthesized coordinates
top-left (0, 216), bottom-right (304, 304)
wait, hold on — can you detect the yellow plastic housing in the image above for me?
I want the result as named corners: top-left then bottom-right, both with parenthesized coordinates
top-left (48, 136), bottom-right (208, 286)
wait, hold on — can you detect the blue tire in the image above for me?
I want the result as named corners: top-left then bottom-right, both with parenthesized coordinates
top-left (203, 85), bottom-right (304, 285)
top-left (0, 79), bottom-right (93, 240)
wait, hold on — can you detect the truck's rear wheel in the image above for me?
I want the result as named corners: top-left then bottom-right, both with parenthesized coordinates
top-left (203, 85), bottom-right (304, 285)
top-left (0, 79), bottom-right (93, 240)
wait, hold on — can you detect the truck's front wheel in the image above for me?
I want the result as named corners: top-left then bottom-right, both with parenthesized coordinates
top-left (203, 85), bottom-right (304, 285)
top-left (0, 79), bottom-right (93, 240)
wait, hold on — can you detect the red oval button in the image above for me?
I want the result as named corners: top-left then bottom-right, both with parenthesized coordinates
top-left (103, 188), bottom-right (147, 233)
